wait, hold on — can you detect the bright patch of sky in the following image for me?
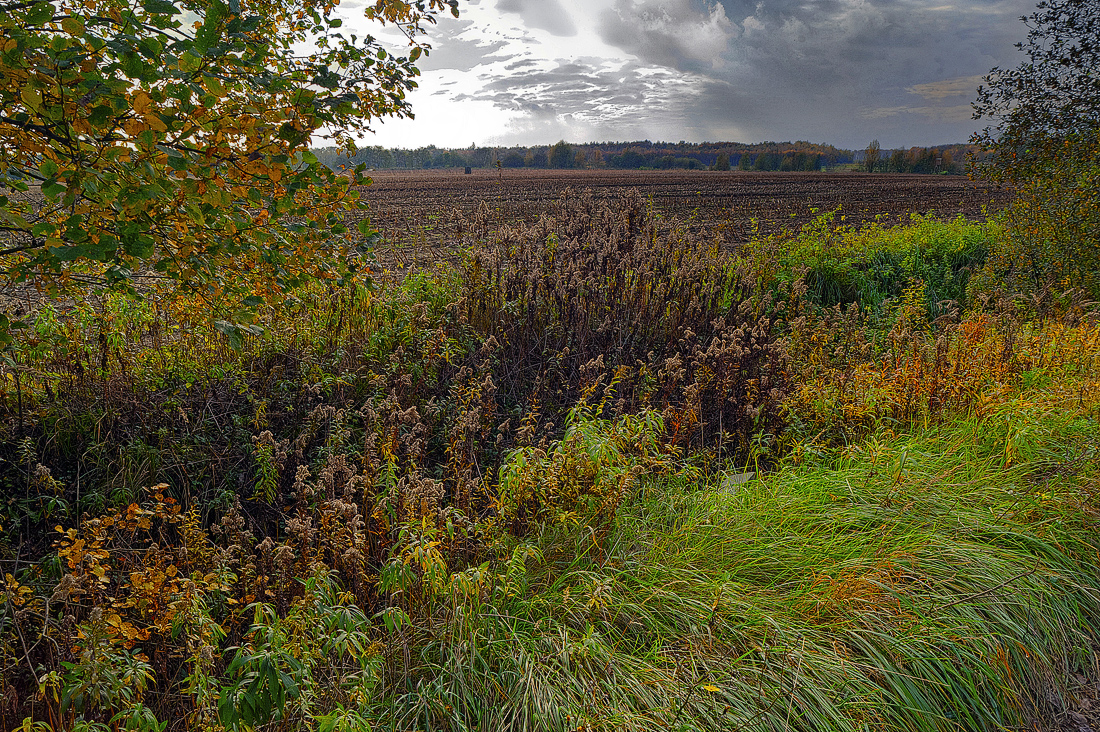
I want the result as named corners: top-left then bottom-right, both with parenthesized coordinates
top-left (334, 0), bottom-right (1035, 149)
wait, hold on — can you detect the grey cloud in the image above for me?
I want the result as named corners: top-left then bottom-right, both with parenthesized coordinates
top-left (450, 57), bottom-right (704, 141)
top-left (496, 0), bottom-right (578, 36)
top-left (414, 20), bottom-right (511, 72)
top-left (598, 0), bottom-right (732, 73)
top-left (505, 58), bottom-right (539, 70)
top-left (590, 0), bottom-right (1035, 145)
top-left (906, 75), bottom-right (986, 101)
top-left (861, 103), bottom-right (974, 123)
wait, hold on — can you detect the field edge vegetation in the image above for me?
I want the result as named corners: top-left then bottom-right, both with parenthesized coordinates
top-left (0, 193), bottom-right (1098, 731)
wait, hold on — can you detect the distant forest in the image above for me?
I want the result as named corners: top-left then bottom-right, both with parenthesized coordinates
top-left (312, 140), bottom-right (987, 174)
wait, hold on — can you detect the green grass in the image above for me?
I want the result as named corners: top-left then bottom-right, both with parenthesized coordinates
top-left (2, 207), bottom-right (1098, 732)
top-left (755, 210), bottom-right (996, 315)
top-left (381, 406), bottom-right (1099, 731)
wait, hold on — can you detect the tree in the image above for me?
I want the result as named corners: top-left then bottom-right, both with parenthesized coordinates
top-left (864, 140), bottom-right (881, 173)
top-left (972, 0), bottom-right (1100, 296)
top-left (549, 140), bottom-right (574, 169)
top-left (501, 151), bottom-right (526, 168)
top-left (890, 149), bottom-right (908, 173)
top-left (711, 152), bottom-right (730, 171)
top-left (0, 0), bottom-right (457, 345)
top-left (973, 0), bottom-right (1100, 178)
top-left (526, 149), bottom-right (548, 168)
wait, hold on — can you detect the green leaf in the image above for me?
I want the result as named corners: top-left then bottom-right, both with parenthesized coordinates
top-left (121, 51), bottom-right (144, 78)
top-left (123, 233), bottom-right (155, 258)
top-left (204, 74), bottom-right (225, 96)
top-left (143, 0), bottom-right (179, 15)
top-left (88, 104), bottom-right (113, 126)
top-left (29, 217), bottom-right (53, 235)
top-left (54, 245), bottom-right (99, 262)
top-left (194, 0), bottom-right (226, 54)
top-left (178, 50), bottom-right (201, 72)
top-left (25, 1), bottom-right (55, 25)
top-left (214, 320), bottom-right (263, 350)
top-left (60, 15), bottom-right (84, 34)
top-left (41, 180), bottom-right (65, 198)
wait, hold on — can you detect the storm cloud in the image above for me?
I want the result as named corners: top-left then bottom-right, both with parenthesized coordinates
top-left (348, 0), bottom-right (1038, 148)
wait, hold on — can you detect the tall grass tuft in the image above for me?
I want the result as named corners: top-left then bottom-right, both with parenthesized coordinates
top-left (379, 404), bottom-right (1100, 731)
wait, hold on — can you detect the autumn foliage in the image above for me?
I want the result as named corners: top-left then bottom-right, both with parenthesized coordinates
top-left (0, 0), bottom-right (456, 344)
top-left (0, 188), bottom-right (1098, 729)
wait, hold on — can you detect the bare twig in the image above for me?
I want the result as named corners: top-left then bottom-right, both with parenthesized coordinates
top-left (934, 562), bottom-right (1039, 612)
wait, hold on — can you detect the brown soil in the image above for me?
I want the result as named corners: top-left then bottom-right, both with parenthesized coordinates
top-left (349, 169), bottom-right (1011, 271)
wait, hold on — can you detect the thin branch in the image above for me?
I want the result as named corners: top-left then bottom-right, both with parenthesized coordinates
top-left (933, 562), bottom-right (1039, 612)
top-left (0, 240), bottom-right (45, 257)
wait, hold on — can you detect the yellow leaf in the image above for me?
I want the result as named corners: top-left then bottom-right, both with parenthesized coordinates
top-left (702, 684), bottom-right (720, 693)
top-left (132, 91), bottom-right (153, 115)
top-left (20, 85), bottom-right (42, 111)
top-left (145, 113), bottom-right (167, 133)
top-left (61, 16), bottom-right (84, 35)
top-left (122, 119), bottom-right (146, 137)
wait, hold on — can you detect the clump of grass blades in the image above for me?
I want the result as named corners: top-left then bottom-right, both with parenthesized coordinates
top-left (753, 209), bottom-right (995, 315)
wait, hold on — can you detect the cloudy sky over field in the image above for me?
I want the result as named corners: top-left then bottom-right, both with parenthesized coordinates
top-left (336, 0), bottom-right (1035, 149)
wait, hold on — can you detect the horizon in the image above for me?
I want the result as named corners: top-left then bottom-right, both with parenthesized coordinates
top-left (316, 138), bottom-right (978, 153)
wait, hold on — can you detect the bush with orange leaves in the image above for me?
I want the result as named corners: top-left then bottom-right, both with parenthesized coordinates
top-left (786, 280), bottom-right (1100, 443)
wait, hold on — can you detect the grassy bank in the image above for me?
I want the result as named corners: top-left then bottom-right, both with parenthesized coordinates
top-left (0, 193), bottom-right (1098, 731)
top-left (382, 407), bottom-right (1099, 730)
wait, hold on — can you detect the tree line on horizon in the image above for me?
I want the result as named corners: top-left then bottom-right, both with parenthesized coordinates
top-left (312, 139), bottom-right (987, 174)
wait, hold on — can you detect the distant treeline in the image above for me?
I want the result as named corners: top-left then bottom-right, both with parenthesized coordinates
top-left (312, 140), bottom-right (985, 174)
top-left (871, 146), bottom-right (982, 174)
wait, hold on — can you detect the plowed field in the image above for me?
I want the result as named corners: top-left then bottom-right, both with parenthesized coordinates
top-left (355, 169), bottom-right (1010, 258)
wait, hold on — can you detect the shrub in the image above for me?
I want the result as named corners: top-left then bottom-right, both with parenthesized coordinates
top-left (461, 188), bottom-right (790, 459)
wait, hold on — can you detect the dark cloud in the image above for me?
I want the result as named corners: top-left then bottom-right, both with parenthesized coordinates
top-left (590, 0), bottom-right (1036, 145)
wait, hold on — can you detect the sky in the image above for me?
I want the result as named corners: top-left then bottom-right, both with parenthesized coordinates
top-left (334, 0), bottom-right (1036, 150)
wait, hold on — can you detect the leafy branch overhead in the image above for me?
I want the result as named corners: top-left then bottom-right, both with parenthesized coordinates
top-left (973, 0), bottom-right (1100, 178)
top-left (971, 0), bottom-right (1100, 297)
top-left (0, 0), bottom-right (457, 343)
